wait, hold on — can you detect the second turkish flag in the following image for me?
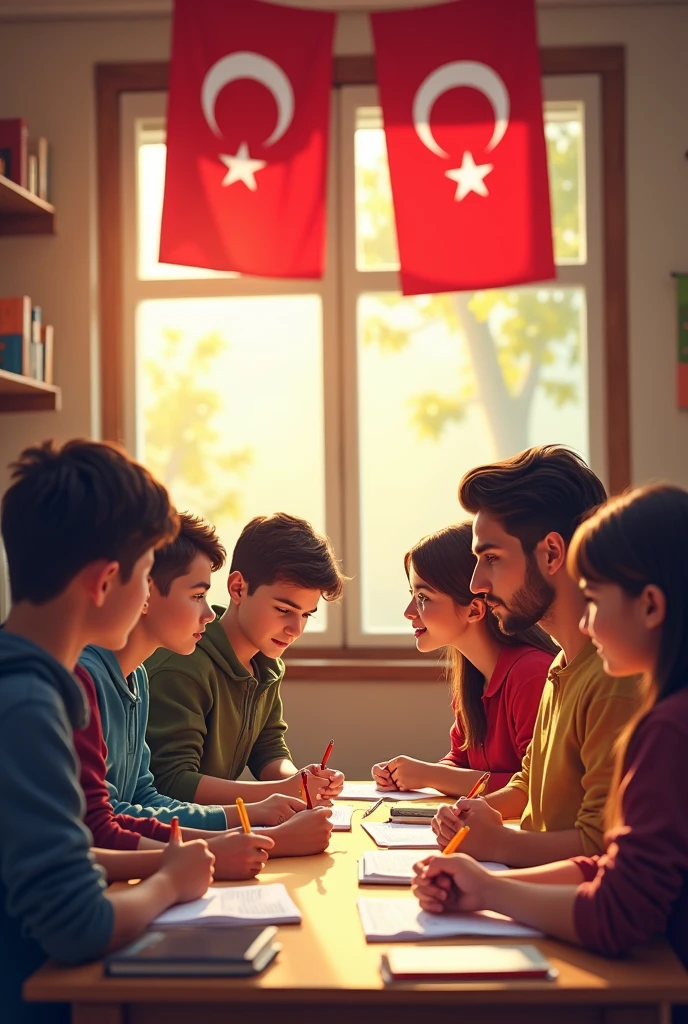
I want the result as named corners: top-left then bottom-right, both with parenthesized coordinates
top-left (371, 0), bottom-right (555, 296)
top-left (160, 0), bottom-right (335, 278)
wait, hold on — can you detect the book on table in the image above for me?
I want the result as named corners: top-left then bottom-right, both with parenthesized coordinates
top-left (358, 849), bottom-right (509, 886)
top-left (380, 944), bottom-right (557, 983)
top-left (357, 897), bottom-right (543, 943)
top-left (152, 883), bottom-right (301, 928)
top-left (104, 925), bottom-right (281, 977)
top-left (362, 821), bottom-right (439, 849)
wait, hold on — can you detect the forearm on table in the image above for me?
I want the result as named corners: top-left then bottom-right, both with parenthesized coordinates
top-left (105, 871), bottom-right (178, 951)
top-left (428, 763), bottom-right (486, 795)
top-left (483, 874), bottom-right (580, 944)
top-left (498, 826), bottom-right (585, 868)
top-left (195, 772), bottom-right (299, 805)
top-left (259, 758), bottom-right (299, 781)
top-left (92, 847), bottom-right (163, 881)
top-left (485, 785), bottom-right (528, 820)
top-left (500, 860), bottom-right (587, 885)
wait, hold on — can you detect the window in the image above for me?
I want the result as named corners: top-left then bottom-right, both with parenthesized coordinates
top-left (120, 74), bottom-right (605, 648)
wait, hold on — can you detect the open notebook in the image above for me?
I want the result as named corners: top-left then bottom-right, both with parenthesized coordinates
top-left (357, 897), bottom-right (542, 943)
top-left (330, 804), bottom-right (353, 831)
top-left (338, 782), bottom-right (443, 802)
top-left (153, 884), bottom-right (301, 928)
top-left (362, 821), bottom-right (439, 849)
top-left (359, 849), bottom-right (509, 885)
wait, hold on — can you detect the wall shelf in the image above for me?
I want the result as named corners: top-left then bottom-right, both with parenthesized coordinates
top-left (0, 368), bottom-right (61, 412)
top-left (0, 174), bottom-right (55, 235)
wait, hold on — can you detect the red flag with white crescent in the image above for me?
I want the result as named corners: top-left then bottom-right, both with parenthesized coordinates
top-left (160, 0), bottom-right (335, 278)
top-left (371, 0), bottom-right (555, 296)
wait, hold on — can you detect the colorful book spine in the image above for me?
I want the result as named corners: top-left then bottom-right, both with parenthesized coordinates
top-left (0, 296), bottom-right (32, 376)
top-left (0, 118), bottom-right (28, 187)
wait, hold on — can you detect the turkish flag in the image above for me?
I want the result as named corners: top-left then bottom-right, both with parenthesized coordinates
top-left (160, 0), bottom-right (335, 278)
top-left (371, 0), bottom-right (555, 295)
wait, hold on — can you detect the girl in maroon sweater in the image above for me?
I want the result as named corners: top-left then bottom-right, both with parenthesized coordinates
top-left (372, 522), bottom-right (557, 796)
top-left (412, 484), bottom-right (688, 972)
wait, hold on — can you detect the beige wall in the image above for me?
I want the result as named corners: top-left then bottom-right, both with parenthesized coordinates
top-left (1, 5), bottom-right (687, 776)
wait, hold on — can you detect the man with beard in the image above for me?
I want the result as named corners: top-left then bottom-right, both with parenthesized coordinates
top-left (432, 446), bottom-right (641, 867)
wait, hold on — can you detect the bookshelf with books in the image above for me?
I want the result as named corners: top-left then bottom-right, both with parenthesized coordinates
top-left (0, 117), bottom-right (59, 412)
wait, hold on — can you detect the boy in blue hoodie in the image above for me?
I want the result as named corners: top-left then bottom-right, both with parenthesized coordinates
top-left (78, 512), bottom-right (334, 856)
top-left (0, 440), bottom-right (215, 1024)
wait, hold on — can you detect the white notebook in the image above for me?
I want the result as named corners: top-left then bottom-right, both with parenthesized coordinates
top-left (153, 883), bottom-right (301, 928)
top-left (362, 821), bottom-right (439, 849)
top-left (358, 849), bottom-right (509, 885)
top-left (357, 897), bottom-right (542, 943)
top-left (338, 782), bottom-right (442, 802)
top-left (330, 804), bottom-right (353, 831)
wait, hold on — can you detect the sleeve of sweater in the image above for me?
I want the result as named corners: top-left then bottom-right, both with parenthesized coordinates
top-left (146, 668), bottom-right (214, 802)
top-left (246, 684), bottom-right (293, 779)
top-left (573, 718), bottom-right (688, 957)
top-left (109, 736), bottom-right (227, 830)
top-left (575, 689), bottom-right (640, 855)
top-left (73, 668), bottom-right (172, 848)
top-left (0, 693), bottom-right (114, 964)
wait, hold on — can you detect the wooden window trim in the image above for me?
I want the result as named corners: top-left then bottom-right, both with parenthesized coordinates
top-left (96, 47), bottom-right (629, 682)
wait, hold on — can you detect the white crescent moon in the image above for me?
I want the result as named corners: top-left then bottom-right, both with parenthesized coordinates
top-left (201, 51), bottom-right (294, 147)
top-left (413, 61), bottom-right (510, 158)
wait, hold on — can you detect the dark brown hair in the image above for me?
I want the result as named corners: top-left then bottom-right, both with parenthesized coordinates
top-left (151, 512), bottom-right (226, 596)
top-left (230, 512), bottom-right (346, 601)
top-left (459, 445), bottom-right (607, 552)
top-left (405, 522), bottom-right (557, 750)
top-left (2, 439), bottom-right (178, 604)
top-left (568, 483), bottom-right (688, 828)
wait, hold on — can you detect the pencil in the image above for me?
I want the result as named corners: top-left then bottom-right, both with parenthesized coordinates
top-left (170, 816), bottom-right (181, 842)
top-left (466, 771), bottom-right (491, 800)
top-left (320, 738), bottom-right (334, 770)
top-left (442, 824), bottom-right (470, 856)
top-left (301, 770), bottom-right (313, 809)
top-left (236, 797), bottom-right (251, 834)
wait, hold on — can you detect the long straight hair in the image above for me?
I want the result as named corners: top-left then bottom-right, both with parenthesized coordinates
top-left (568, 483), bottom-right (688, 827)
top-left (405, 522), bottom-right (558, 751)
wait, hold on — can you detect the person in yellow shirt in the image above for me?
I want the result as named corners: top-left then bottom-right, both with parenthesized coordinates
top-left (433, 445), bottom-right (640, 867)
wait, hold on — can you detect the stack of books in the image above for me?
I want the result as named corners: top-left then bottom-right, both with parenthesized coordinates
top-left (0, 117), bottom-right (50, 201)
top-left (0, 296), bottom-right (54, 383)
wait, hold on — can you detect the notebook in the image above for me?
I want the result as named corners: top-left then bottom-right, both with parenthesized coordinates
top-left (358, 849), bottom-right (509, 886)
top-left (362, 821), bottom-right (439, 849)
top-left (338, 782), bottom-right (443, 801)
top-left (357, 897), bottom-right (543, 943)
top-left (380, 944), bottom-right (557, 982)
top-left (330, 803), bottom-right (354, 831)
top-left (153, 883), bottom-right (301, 928)
top-left (105, 925), bottom-right (281, 977)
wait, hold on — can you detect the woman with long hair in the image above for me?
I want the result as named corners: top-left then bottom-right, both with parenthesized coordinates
top-left (372, 522), bottom-right (557, 796)
top-left (412, 484), bottom-right (688, 971)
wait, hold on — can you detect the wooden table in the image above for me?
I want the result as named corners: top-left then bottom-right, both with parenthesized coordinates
top-left (25, 795), bottom-right (688, 1024)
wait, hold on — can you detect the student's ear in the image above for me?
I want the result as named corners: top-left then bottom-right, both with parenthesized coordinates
top-left (640, 584), bottom-right (666, 631)
top-left (227, 570), bottom-right (247, 606)
top-left (80, 560), bottom-right (120, 608)
top-left (466, 597), bottom-right (486, 624)
top-left (538, 532), bottom-right (567, 576)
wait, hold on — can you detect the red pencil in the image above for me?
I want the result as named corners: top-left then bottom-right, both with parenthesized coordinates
top-left (320, 738), bottom-right (334, 770)
top-left (301, 770), bottom-right (313, 809)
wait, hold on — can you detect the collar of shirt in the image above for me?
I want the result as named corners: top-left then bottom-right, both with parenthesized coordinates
top-left (483, 644), bottom-right (540, 699)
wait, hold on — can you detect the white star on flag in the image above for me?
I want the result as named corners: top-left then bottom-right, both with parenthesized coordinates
top-left (219, 142), bottom-right (267, 191)
top-left (445, 151), bottom-right (494, 202)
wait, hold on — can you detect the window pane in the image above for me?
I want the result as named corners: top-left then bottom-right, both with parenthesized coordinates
top-left (354, 103), bottom-right (586, 272)
top-left (356, 287), bottom-right (588, 634)
top-left (137, 122), bottom-right (237, 281)
top-left (136, 295), bottom-right (327, 628)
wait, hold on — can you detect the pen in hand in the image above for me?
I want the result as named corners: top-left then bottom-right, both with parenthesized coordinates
top-left (442, 824), bottom-right (470, 856)
top-left (235, 797), bottom-right (251, 834)
top-left (320, 738), bottom-right (334, 770)
top-left (466, 771), bottom-right (491, 800)
top-left (301, 770), bottom-right (313, 809)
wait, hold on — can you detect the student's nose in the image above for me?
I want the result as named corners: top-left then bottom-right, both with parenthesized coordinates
top-left (403, 597), bottom-right (419, 620)
top-left (201, 600), bottom-right (214, 625)
top-left (285, 614), bottom-right (303, 638)
top-left (470, 563), bottom-right (490, 595)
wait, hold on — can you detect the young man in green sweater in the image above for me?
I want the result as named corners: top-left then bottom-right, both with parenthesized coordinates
top-left (146, 512), bottom-right (347, 811)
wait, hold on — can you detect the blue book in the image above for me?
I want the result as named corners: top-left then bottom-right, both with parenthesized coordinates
top-left (0, 334), bottom-right (23, 375)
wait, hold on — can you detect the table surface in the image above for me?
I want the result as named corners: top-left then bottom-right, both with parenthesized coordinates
top-left (25, 793), bottom-right (688, 1007)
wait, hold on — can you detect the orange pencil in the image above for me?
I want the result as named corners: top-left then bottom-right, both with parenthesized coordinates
top-left (235, 797), bottom-right (251, 834)
top-left (466, 771), bottom-right (491, 800)
top-left (442, 824), bottom-right (470, 856)
top-left (301, 770), bottom-right (313, 809)
top-left (170, 816), bottom-right (181, 842)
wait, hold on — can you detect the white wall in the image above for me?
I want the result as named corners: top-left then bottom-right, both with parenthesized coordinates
top-left (1, 5), bottom-right (687, 777)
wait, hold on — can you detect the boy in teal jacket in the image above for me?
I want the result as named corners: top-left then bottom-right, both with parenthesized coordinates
top-left (0, 440), bottom-right (214, 1024)
top-left (146, 512), bottom-right (347, 809)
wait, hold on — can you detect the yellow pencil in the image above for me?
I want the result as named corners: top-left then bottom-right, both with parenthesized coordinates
top-left (236, 797), bottom-right (251, 835)
top-left (442, 824), bottom-right (470, 856)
